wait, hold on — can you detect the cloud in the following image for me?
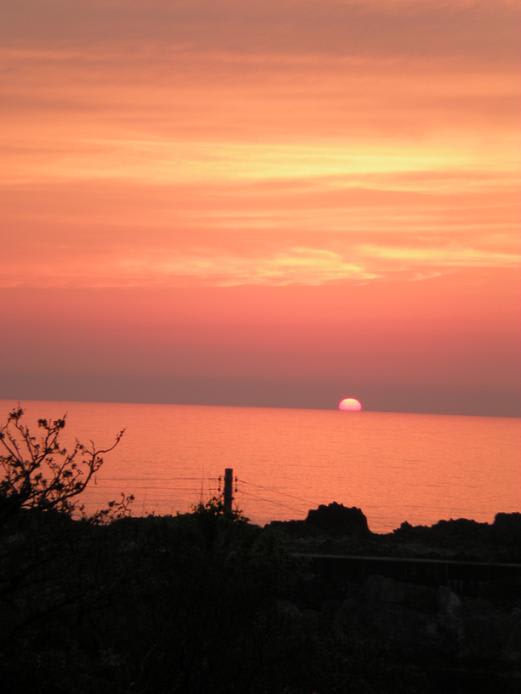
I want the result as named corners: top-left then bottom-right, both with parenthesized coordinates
top-left (78, 247), bottom-right (377, 287)
top-left (3, 240), bottom-right (520, 290)
top-left (2, 1), bottom-right (519, 65)
top-left (1, 1), bottom-right (519, 294)
top-left (0, 244), bottom-right (374, 289)
top-left (0, 136), bottom-right (499, 186)
top-left (358, 244), bottom-right (521, 269)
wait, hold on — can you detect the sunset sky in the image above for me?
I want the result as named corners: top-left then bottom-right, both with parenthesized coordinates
top-left (2, 0), bottom-right (520, 416)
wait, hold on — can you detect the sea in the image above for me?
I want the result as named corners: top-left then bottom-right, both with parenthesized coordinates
top-left (1, 399), bottom-right (520, 533)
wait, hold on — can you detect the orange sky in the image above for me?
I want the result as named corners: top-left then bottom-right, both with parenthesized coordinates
top-left (2, 0), bottom-right (520, 415)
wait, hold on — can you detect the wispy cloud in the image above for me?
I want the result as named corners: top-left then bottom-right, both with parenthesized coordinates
top-left (156, 247), bottom-right (377, 286)
top-left (1, 0), bottom-right (519, 293)
top-left (2, 1), bottom-right (519, 64)
top-left (3, 242), bottom-right (520, 290)
top-left (359, 244), bottom-right (521, 268)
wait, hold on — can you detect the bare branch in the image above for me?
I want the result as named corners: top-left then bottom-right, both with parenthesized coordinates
top-left (0, 410), bottom-right (128, 522)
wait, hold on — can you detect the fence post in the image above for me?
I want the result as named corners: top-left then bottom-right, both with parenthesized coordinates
top-left (224, 468), bottom-right (233, 516)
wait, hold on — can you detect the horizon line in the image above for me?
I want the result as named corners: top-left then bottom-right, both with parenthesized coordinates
top-left (1, 396), bottom-right (519, 420)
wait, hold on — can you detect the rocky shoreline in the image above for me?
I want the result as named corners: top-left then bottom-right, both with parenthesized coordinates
top-left (268, 502), bottom-right (521, 563)
top-left (265, 503), bottom-right (521, 691)
top-left (2, 501), bottom-right (520, 692)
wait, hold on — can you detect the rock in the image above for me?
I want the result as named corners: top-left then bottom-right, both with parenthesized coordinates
top-left (273, 599), bottom-right (302, 621)
top-left (437, 586), bottom-right (462, 617)
top-left (493, 513), bottom-right (521, 544)
top-left (361, 574), bottom-right (437, 611)
top-left (461, 599), bottom-right (512, 661)
top-left (336, 575), bottom-right (442, 652)
top-left (305, 503), bottom-right (370, 537)
top-left (503, 609), bottom-right (521, 663)
top-left (437, 586), bottom-right (464, 646)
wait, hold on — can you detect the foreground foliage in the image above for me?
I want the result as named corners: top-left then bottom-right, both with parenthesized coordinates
top-left (1, 410), bottom-right (519, 693)
top-left (0, 408), bottom-right (132, 523)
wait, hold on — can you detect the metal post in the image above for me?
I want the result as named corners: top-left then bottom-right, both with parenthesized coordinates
top-left (224, 468), bottom-right (233, 516)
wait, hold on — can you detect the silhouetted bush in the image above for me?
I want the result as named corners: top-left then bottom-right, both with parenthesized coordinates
top-left (0, 407), bottom-right (132, 523)
top-left (2, 411), bottom-right (519, 692)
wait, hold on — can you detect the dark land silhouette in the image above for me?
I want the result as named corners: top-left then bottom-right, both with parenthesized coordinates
top-left (1, 410), bottom-right (520, 693)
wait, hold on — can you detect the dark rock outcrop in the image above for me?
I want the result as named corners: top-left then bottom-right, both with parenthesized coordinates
top-left (493, 512), bottom-right (521, 544)
top-left (305, 502), bottom-right (370, 537)
top-left (267, 502), bottom-right (371, 538)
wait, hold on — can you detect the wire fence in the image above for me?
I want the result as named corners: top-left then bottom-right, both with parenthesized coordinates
top-left (79, 469), bottom-right (487, 529)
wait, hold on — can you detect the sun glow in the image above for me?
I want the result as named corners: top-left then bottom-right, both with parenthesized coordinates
top-left (338, 398), bottom-right (363, 412)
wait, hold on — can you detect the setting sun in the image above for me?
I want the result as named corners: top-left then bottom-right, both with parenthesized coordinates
top-left (1, 2), bottom-right (520, 688)
top-left (338, 398), bottom-right (363, 412)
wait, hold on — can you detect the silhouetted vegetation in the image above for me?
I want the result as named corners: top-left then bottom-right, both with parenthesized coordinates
top-left (0, 407), bottom-right (132, 523)
top-left (1, 411), bottom-right (520, 693)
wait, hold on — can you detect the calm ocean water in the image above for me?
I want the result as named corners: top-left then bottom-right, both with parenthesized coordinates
top-left (1, 399), bottom-right (520, 532)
